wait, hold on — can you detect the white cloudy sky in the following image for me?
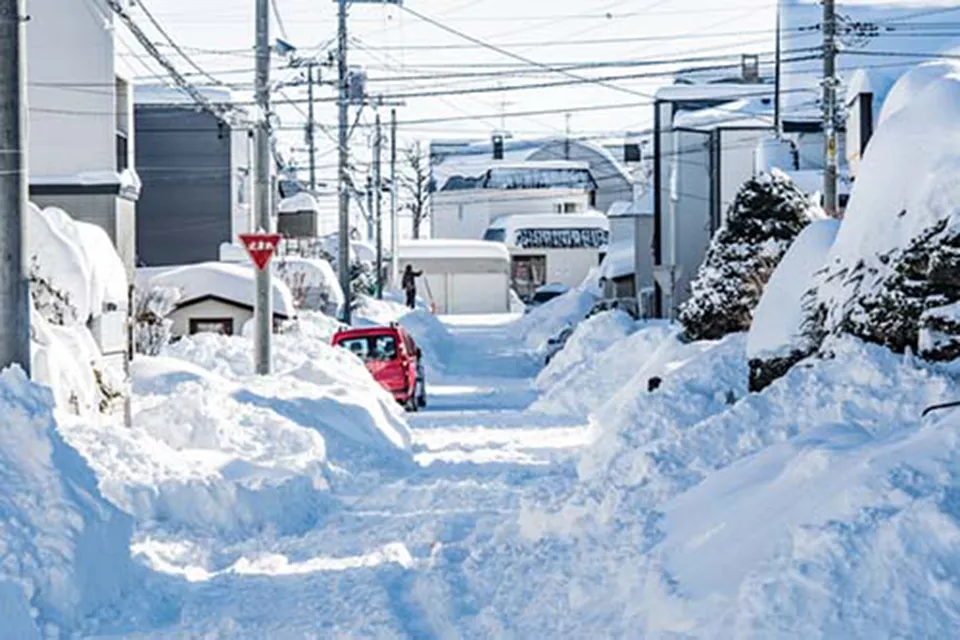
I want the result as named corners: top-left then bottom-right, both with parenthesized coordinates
top-left (120, 0), bottom-right (780, 179)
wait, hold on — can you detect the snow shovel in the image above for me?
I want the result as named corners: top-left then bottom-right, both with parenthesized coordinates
top-left (422, 277), bottom-right (437, 314)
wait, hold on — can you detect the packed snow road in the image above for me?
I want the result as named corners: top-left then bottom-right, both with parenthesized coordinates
top-left (92, 313), bottom-right (592, 638)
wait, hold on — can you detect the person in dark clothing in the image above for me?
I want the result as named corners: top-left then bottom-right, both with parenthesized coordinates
top-left (402, 265), bottom-right (422, 309)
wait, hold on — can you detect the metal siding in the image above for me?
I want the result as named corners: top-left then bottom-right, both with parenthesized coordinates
top-left (135, 107), bottom-right (233, 266)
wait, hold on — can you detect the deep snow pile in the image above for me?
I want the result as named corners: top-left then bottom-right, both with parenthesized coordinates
top-left (747, 218), bottom-right (841, 391)
top-left (60, 319), bottom-right (413, 537)
top-left (808, 64), bottom-right (960, 363)
top-left (0, 367), bottom-right (135, 636)
top-left (534, 309), bottom-right (638, 391)
top-left (510, 336), bottom-right (960, 638)
top-left (531, 320), bottom-right (675, 418)
top-left (27, 203), bottom-right (128, 415)
top-left (514, 279), bottom-right (602, 350)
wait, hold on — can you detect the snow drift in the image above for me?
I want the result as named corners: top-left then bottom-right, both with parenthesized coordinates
top-left (0, 367), bottom-right (135, 635)
top-left (535, 309), bottom-right (637, 391)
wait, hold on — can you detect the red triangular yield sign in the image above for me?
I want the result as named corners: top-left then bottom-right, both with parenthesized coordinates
top-left (239, 233), bottom-right (282, 270)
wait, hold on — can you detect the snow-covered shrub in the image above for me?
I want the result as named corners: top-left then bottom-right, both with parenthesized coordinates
top-left (134, 285), bottom-right (180, 356)
top-left (274, 256), bottom-right (344, 317)
top-left (29, 255), bottom-right (78, 325)
top-left (803, 69), bottom-right (960, 366)
top-left (350, 260), bottom-right (378, 304)
top-left (678, 170), bottom-right (813, 341)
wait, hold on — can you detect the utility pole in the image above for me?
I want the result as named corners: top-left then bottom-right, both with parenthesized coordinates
top-left (389, 107), bottom-right (399, 292)
top-left (823, 0), bottom-right (839, 217)
top-left (0, 0), bottom-right (30, 374)
top-left (774, 1), bottom-right (781, 134)
top-left (374, 111), bottom-right (383, 299)
top-left (306, 63), bottom-right (317, 191)
top-left (564, 113), bottom-right (571, 160)
top-left (337, 0), bottom-right (352, 323)
top-left (254, 0), bottom-right (273, 374)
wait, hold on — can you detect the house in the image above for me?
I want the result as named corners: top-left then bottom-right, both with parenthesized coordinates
top-left (141, 262), bottom-right (294, 338)
top-left (134, 86), bottom-right (256, 266)
top-left (430, 135), bottom-right (643, 237)
top-left (651, 81), bottom-right (776, 317)
top-left (431, 158), bottom-right (597, 240)
top-left (482, 212), bottom-right (610, 300)
top-left (601, 192), bottom-right (654, 309)
top-left (26, 0), bottom-right (139, 375)
top-left (26, 0), bottom-right (139, 279)
top-left (395, 240), bottom-right (511, 315)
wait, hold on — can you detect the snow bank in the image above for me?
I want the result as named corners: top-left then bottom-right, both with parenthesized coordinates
top-left (747, 218), bottom-right (840, 360)
top-left (535, 310), bottom-right (636, 390)
top-left (61, 315), bottom-right (412, 537)
top-left (532, 321), bottom-right (674, 418)
top-left (514, 283), bottom-right (602, 349)
top-left (354, 296), bottom-right (455, 376)
top-left (0, 366), bottom-right (135, 634)
top-left (147, 262), bottom-right (296, 318)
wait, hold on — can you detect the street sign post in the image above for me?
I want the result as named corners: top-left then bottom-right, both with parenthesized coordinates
top-left (240, 232), bottom-right (281, 374)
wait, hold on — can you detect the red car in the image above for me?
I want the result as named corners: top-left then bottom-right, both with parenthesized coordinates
top-left (332, 324), bottom-right (426, 411)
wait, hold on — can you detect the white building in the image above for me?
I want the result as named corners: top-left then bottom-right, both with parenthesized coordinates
top-left (26, 0), bottom-right (139, 279)
top-left (395, 240), bottom-right (511, 315)
top-left (430, 160), bottom-right (597, 241)
top-left (483, 212), bottom-right (610, 300)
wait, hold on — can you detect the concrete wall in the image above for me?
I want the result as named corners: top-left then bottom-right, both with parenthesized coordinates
top-left (718, 129), bottom-right (773, 222)
top-left (26, 0), bottom-right (116, 177)
top-left (135, 107), bottom-right (233, 266)
top-left (229, 127), bottom-right (254, 241)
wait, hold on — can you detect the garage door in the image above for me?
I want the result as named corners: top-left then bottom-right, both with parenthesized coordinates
top-left (449, 273), bottom-right (508, 314)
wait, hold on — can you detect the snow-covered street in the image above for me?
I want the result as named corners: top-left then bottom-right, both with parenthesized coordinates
top-left (84, 311), bottom-right (595, 638)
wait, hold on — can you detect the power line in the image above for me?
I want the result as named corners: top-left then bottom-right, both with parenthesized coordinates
top-left (134, 0), bottom-right (223, 86)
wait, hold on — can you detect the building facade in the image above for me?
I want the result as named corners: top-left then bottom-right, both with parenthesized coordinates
top-left (134, 87), bottom-right (255, 267)
top-left (26, 0), bottom-right (139, 279)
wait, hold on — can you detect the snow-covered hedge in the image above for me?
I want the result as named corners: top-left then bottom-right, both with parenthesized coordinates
top-left (804, 64), bottom-right (960, 365)
top-left (678, 170), bottom-right (814, 341)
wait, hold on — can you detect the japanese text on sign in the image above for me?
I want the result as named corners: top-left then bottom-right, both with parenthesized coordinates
top-left (514, 228), bottom-right (609, 249)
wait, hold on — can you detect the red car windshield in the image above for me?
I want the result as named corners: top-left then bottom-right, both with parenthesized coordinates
top-left (338, 334), bottom-right (398, 361)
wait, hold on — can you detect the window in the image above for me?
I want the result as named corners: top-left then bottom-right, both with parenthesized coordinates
top-left (624, 143), bottom-right (641, 163)
top-left (483, 228), bottom-right (506, 242)
top-left (511, 255), bottom-right (547, 301)
top-left (563, 202), bottom-right (578, 213)
top-left (189, 318), bottom-right (234, 336)
top-left (337, 334), bottom-right (398, 361)
top-left (116, 132), bottom-right (128, 172)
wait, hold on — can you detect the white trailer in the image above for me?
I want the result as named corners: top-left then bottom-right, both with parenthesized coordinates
top-left (483, 212), bottom-right (610, 300)
top-left (395, 239), bottom-right (511, 315)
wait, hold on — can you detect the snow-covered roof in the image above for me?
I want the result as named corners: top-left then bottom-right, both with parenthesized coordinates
top-left (672, 97), bottom-right (774, 130)
top-left (655, 83), bottom-right (772, 103)
top-left (397, 239), bottom-right (510, 262)
top-left (844, 66), bottom-right (898, 107)
top-left (430, 136), bottom-right (636, 192)
top-left (145, 262), bottom-right (295, 318)
top-left (134, 84), bottom-right (234, 106)
top-left (599, 240), bottom-right (635, 280)
top-left (607, 193), bottom-right (653, 218)
top-left (488, 212), bottom-right (610, 231)
top-left (278, 192), bottom-right (320, 214)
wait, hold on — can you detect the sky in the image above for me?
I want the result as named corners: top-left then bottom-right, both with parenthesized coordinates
top-left (120, 0), bottom-right (780, 182)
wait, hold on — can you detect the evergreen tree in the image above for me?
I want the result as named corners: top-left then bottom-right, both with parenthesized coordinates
top-left (679, 170), bottom-right (813, 341)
